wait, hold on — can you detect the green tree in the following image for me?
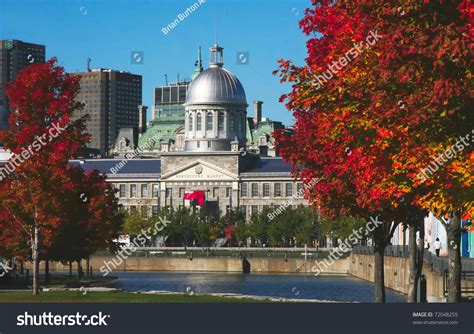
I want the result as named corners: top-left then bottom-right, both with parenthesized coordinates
top-left (293, 206), bottom-right (320, 247)
top-left (320, 216), bottom-right (366, 247)
top-left (121, 209), bottom-right (150, 239)
top-left (248, 208), bottom-right (273, 246)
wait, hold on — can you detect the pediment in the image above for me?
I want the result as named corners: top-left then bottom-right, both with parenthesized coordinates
top-left (161, 159), bottom-right (237, 181)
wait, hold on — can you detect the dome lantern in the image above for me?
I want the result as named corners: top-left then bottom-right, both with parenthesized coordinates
top-left (183, 44), bottom-right (247, 152)
top-left (209, 44), bottom-right (224, 68)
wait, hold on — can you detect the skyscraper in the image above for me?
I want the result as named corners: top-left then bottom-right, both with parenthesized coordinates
top-left (73, 68), bottom-right (142, 156)
top-left (0, 39), bottom-right (46, 129)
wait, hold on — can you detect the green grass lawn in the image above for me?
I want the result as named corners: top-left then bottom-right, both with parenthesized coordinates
top-left (0, 290), bottom-right (258, 303)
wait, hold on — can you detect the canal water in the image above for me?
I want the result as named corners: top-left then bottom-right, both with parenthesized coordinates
top-left (110, 272), bottom-right (406, 302)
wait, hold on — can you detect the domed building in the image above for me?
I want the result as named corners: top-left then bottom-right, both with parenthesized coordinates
top-left (73, 44), bottom-right (308, 226)
top-left (184, 44), bottom-right (247, 152)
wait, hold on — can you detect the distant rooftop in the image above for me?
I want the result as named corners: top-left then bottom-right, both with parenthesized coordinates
top-left (243, 157), bottom-right (293, 174)
top-left (70, 159), bottom-right (161, 176)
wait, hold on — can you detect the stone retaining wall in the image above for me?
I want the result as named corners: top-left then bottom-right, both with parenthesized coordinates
top-left (348, 253), bottom-right (474, 300)
top-left (25, 256), bottom-right (350, 275)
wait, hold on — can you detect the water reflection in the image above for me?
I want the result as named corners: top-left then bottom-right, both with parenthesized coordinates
top-left (111, 272), bottom-right (406, 303)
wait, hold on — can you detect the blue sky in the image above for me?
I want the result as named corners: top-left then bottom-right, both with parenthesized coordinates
top-left (0, 0), bottom-right (311, 125)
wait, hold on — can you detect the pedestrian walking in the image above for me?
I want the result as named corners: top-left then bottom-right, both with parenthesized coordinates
top-left (434, 237), bottom-right (441, 257)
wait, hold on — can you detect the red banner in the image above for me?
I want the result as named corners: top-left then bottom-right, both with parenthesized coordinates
top-left (183, 191), bottom-right (205, 206)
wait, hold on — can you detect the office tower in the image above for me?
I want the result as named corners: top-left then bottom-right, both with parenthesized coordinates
top-left (74, 68), bottom-right (142, 156)
top-left (0, 40), bottom-right (45, 129)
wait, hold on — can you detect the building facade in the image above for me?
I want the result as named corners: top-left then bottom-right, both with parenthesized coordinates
top-left (0, 39), bottom-right (45, 130)
top-left (72, 44), bottom-right (307, 219)
top-left (71, 155), bottom-right (306, 221)
top-left (390, 213), bottom-right (474, 258)
top-left (73, 68), bottom-right (142, 156)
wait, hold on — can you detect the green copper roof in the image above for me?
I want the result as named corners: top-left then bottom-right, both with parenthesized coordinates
top-left (246, 118), bottom-right (283, 146)
top-left (191, 46), bottom-right (203, 81)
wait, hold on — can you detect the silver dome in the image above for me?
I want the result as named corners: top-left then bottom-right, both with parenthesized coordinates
top-left (185, 67), bottom-right (247, 106)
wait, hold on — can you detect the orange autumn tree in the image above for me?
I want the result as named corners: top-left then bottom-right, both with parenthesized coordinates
top-left (274, 0), bottom-right (472, 303)
top-left (275, 1), bottom-right (414, 303)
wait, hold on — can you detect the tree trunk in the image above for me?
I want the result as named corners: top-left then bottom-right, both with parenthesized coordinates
top-left (446, 212), bottom-right (462, 302)
top-left (374, 239), bottom-right (386, 303)
top-left (32, 225), bottom-right (40, 295)
top-left (44, 259), bottom-right (49, 284)
top-left (407, 222), bottom-right (425, 303)
top-left (86, 257), bottom-right (90, 276)
top-left (407, 224), bottom-right (417, 303)
top-left (417, 223), bottom-right (425, 286)
top-left (77, 260), bottom-right (82, 278)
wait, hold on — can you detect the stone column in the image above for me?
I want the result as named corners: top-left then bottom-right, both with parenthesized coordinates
top-left (202, 110), bottom-right (207, 137)
top-left (232, 181), bottom-right (239, 208)
top-left (225, 109), bottom-right (229, 134)
top-left (160, 182), bottom-right (167, 207)
top-left (213, 110), bottom-right (218, 138)
top-left (192, 110), bottom-right (197, 139)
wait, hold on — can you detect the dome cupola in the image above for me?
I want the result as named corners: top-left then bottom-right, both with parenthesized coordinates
top-left (184, 44), bottom-right (247, 152)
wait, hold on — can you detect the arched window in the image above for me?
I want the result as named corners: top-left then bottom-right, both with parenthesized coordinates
top-left (196, 112), bottom-right (202, 131)
top-left (242, 114), bottom-right (246, 132)
top-left (188, 114), bottom-right (193, 131)
top-left (206, 112), bottom-right (213, 131)
top-left (218, 112), bottom-right (225, 132)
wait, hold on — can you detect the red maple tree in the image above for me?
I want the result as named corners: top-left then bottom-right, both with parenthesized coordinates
top-left (274, 0), bottom-right (472, 302)
top-left (0, 58), bottom-right (121, 294)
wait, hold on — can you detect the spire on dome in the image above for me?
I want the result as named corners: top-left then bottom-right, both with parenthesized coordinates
top-left (191, 46), bottom-right (203, 80)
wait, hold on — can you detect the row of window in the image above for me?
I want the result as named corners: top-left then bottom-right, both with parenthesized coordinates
top-left (187, 111), bottom-right (245, 133)
top-left (126, 204), bottom-right (300, 219)
top-left (128, 205), bottom-right (160, 218)
top-left (240, 182), bottom-right (302, 198)
top-left (240, 204), bottom-right (298, 217)
top-left (168, 187), bottom-right (233, 199)
top-left (116, 183), bottom-right (302, 199)
top-left (118, 183), bottom-right (160, 198)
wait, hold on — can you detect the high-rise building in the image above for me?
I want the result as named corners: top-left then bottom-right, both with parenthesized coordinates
top-left (0, 39), bottom-right (46, 129)
top-left (141, 80), bottom-right (191, 152)
top-left (73, 68), bottom-right (142, 156)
